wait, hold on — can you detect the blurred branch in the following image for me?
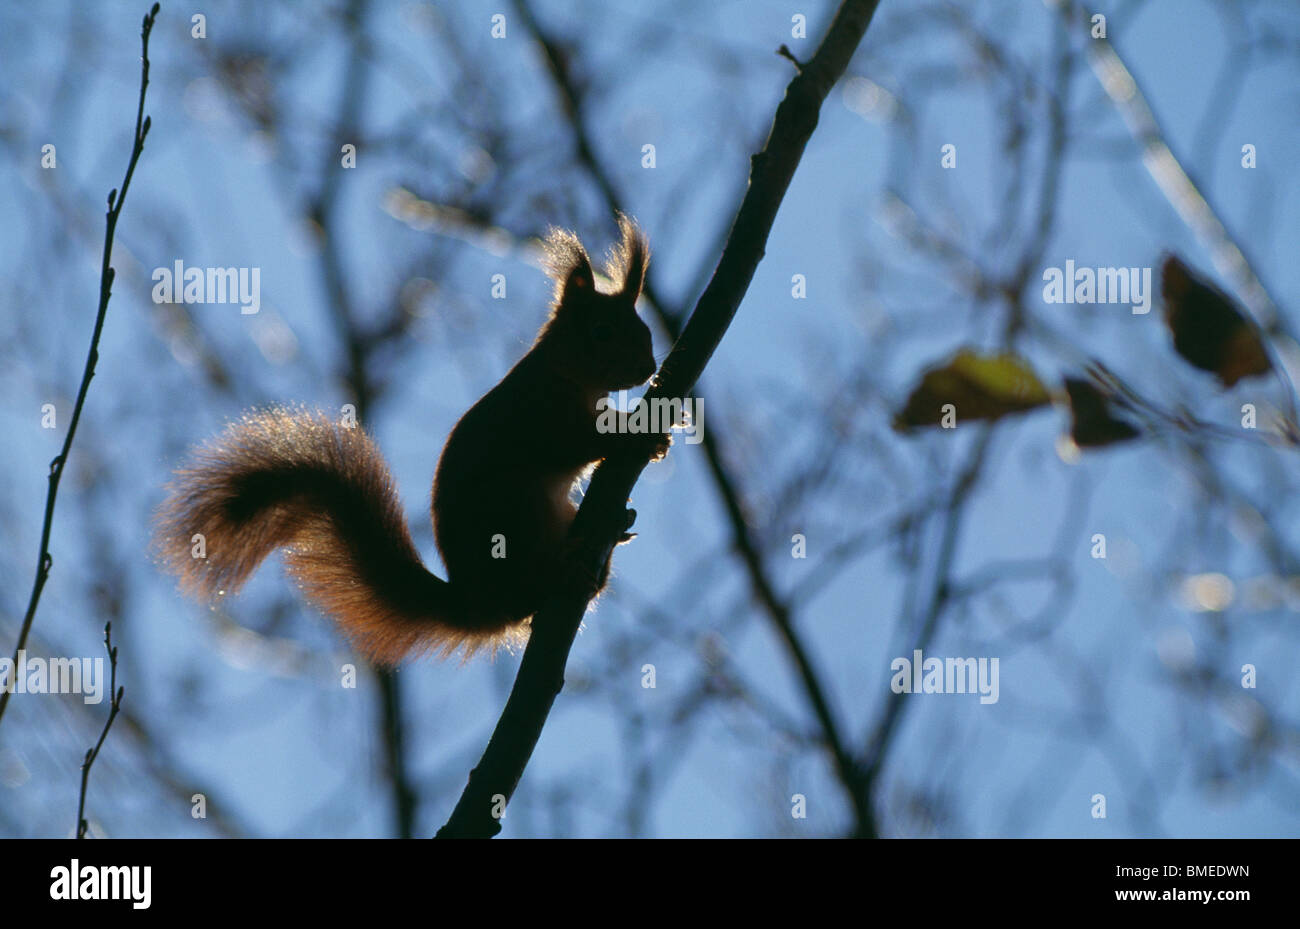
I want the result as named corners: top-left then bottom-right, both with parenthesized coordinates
top-left (437, 0), bottom-right (884, 839)
top-left (1053, 0), bottom-right (1300, 425)
top-left (1047, 0), bottom-right (1285, 333)
top-left (860, 426), bottom-right (996, 828)
top-left (0, 2), bottom-right (157, 730)
top-left (307, 0), bottom-right (418, 840)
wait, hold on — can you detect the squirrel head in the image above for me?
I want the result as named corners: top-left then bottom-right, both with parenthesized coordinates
top-left (539, 214), bottom-right (656, 391)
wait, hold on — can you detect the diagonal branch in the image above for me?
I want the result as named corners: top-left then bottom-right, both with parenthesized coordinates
top-left (1046, 0), bottom-right (1299, 426)
top-left (0, 2), bottom-right (158, 730)
top-left (1046, 0), bottom-right (1283, 331)
top-left (514, 0), bottom-right (873, 836)
top-left (437, 0), bottom-right (884, 838)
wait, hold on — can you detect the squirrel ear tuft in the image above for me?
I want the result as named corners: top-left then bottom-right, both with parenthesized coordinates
top-left (544, 227), bottom-right (594, 302)
top-left (562, 264), bottom-right (594, 300)
top-left (610, 213), bottom-right (649, 301)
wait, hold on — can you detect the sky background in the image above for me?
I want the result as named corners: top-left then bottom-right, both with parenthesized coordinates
top-left (0, 0), bottom-right (1297, 837)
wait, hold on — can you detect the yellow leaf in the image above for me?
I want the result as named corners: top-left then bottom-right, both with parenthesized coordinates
top-left (894, 349), bottom-right (1050, 430)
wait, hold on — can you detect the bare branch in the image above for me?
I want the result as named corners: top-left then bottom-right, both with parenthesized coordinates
top-left (76, 622), bottom-right (125, 838)
top-left (514, 0), bottom-right (875, 837)
top-left (437, 0), bottom-right (885, 839)
top-left (0, 2), bottom-right (158, 730)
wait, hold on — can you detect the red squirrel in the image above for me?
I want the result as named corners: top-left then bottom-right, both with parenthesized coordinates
top-left (155, 215), bottom-right (669, 664)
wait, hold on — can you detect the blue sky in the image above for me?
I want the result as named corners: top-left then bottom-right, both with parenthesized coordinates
top-left (1, 0), bottom-right (1297, 837)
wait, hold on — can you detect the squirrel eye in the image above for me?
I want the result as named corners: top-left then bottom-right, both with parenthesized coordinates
top-left (592, 322), bottom-right (613, 341)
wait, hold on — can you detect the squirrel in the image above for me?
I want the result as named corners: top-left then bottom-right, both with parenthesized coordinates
top-left (154, 214), bottom-right (669, 664)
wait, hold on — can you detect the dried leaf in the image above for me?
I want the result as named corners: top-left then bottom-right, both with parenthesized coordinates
top-left (1161, 254), bottom-right (1270, 387)
top-left (1063, 378), bottom-right (1140, 448)
top-left (894, 348), bottom-right (1050, 430)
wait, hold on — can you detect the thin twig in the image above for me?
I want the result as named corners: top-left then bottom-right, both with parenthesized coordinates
top-left (0, 2), bottom-right (158, 730)
top-left (76, 622), bottom-right (125, 838)
top-left (777, 44), bottom-right (806, 71)
top-left (437, 0), bottom-right (884, 839)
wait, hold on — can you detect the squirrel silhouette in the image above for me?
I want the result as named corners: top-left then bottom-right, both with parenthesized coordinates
top-left (154, 215), bottom-right (668, 664)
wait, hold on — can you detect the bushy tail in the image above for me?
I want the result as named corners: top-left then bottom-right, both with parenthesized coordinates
top-left (154, 408), bottom-right (520, 663)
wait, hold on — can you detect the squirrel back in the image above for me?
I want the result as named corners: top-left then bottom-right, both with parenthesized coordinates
top-left (155, 215), bottom-right (659, 664)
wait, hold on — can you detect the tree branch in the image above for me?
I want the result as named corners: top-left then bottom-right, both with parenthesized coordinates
top-left (1047, 0), bottom-right (1285, 330)
top-left (437, 0), bottom-right (884, 838)
top-left (513, 0), bottom-right (876, 838)
top-left (77, 622), bottom-right (124, 838)
top-left (0, 2), bottom-right (157, 730)
top-left (309, 0), bottom-right (419, 840)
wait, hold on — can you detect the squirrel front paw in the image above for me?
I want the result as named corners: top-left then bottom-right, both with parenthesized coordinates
top-left (619, 508), bottom-right (638, 544)
top-left (632, 431), bottom-right (671, 462)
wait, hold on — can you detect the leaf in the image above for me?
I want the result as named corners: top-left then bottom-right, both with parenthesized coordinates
top-left (1063, 378), bottom-right (1140, 448)
top-left (893, 348), bottom-right (1051, 430)
top-left (1161, 254), bottom-right (1271, 387)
